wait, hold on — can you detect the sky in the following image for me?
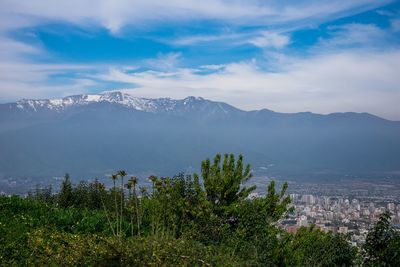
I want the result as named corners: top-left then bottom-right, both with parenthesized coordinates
top-left (0, 0), bottom-right (400, 120)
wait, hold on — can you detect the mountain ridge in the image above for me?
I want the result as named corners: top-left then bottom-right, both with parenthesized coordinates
top-left (1, 91), bottom-right (399, 190)
top-left (3, 91), bottom-right (396, 123)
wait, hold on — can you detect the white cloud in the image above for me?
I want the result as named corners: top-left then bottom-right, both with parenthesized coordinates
top-left (391, 19), bottom-right (400, 32)
top-left (249, 31), bottom-right (290, 49)
top-left (0, 61), bottom-right (102, 101)
top-left (0, 0), bottom-right (390, 34)
top-left (144, 52), bottom-right (182, 71)
top-left (170, 32), bottom-right (244, 46)
top-left (0, 37), bottom-right (42, 61)
top-left (96, 50), bottom-right (400, 120)
top-left (318, 23), bottom-right (393, 49)
top-left (169, 30), bottom-right (291, 50)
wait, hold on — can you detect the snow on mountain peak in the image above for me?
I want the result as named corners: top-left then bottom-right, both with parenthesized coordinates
top-left (14, 92), bottom-right (210, 114)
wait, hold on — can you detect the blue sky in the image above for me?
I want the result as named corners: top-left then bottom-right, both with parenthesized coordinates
top-left (0, 0), bottom-right (400, 119)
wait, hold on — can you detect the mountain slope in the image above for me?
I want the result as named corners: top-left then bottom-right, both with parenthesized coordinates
top-left (10, 91), bottom-right (241, 118)
top-left (1, 92), bottom-right (399, 187)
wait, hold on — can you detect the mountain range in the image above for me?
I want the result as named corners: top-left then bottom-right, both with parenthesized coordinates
top-left (1, 91), bottom-right (400, 189)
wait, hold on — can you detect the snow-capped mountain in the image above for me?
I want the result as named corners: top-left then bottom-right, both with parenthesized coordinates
top-left (15, 92), bottom-right (174, 112)
top-left (1, 91), bottom-right (400, 190)
top-left (13, 91), bottom-right (236, 118)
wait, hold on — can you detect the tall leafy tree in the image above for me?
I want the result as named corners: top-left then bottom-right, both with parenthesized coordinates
top-left (197, 153), bottom-right (255, 208)
top-left (278, 226), bottom-right (357, 266)
top-left (264, 180), bottom-right (292, 223)
top-left (126, 176), bottom-right (140, 236)
top-left (117, 170), bottom-right (127, 236)
top-left (58, 173), bottom-right (73, 208)
top-left (363, 211), bottom-right (400, 266)
top-left (110, 173), bottom-right (119, 236)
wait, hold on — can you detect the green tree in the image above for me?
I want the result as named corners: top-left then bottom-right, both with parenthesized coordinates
top-left (87, 179), bottom-right (102, 209)
top-left (72, 181), bottom-right (89, 208)
top-left (110, 173), bottom-right (120, 237)
top-left (58, 173), bottom-right (73, 208)
top-left (363, 211), bottom-right (400, 266)
top-left (264, 180), bottom-right (292, 222)
top-left (126, 176), bottom-right (140, 236)
top-left (279, 226), bottom-right (357, 266)
top-left (96, 182), bottom-right (117, 237)
top-left (117, 170), bottom-right (127, 236)
top-left (236, 181), bottom-right (291, 235)
top-left (233, 181), bottom-right (292, 264)
top-left (197, 153), bottom-right (255, 209)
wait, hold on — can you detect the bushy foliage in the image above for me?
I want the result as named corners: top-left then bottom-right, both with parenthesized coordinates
top-left (199, 153), bottom-right (255, 208)
top-left (278, 226), bottom-right (358, 266)
top-left (363, 211), bottom-right (400, 266)
top-left (22, 228), bottom-right (242, 266)
top-left (0, 195), bottom-right (110, 264)
top-left (1, 153), bottom-right (398, 266)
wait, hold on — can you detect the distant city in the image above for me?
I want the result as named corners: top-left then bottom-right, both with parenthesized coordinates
top-left (251, 178), bottom-right (400, 246)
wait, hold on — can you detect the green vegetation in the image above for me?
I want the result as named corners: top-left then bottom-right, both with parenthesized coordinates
top-left (0, 154), bottom-right (398, 266)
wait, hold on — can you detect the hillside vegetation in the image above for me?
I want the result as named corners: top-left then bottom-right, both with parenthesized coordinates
top-left (1, 154), bottom-right (399, 266)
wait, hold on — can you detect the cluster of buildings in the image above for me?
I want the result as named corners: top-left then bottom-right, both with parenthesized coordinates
top-left (280, 194), bottom-right (400, 246)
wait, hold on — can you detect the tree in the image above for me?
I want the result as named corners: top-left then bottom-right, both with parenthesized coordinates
top-left (126, 176), bottom-right (140, 236)
top-left (264, 180), bottom-right (292, 223)
top-left (96, 182), bottom-right (117, 237)
top-left (87, 179), bottom-right (102, 209)
top-left (72, 181), bottom-right (89, 208)
top-left (363, 211), bottom-right (400, 266)
top-left (236, 181), bottom-right (292, 237)
top-left (58, 173), bottom-right (73, 208)
top-left (117, 170), bottom-right (127, 236)
top-left (232, 181), bottom-right (292, 264)
top-left (110, 173), bottom-right (120, 237)
top-left (279, 227), bottom-right (357, 266)
top-left (197, 153), bottom-right (255, 208)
